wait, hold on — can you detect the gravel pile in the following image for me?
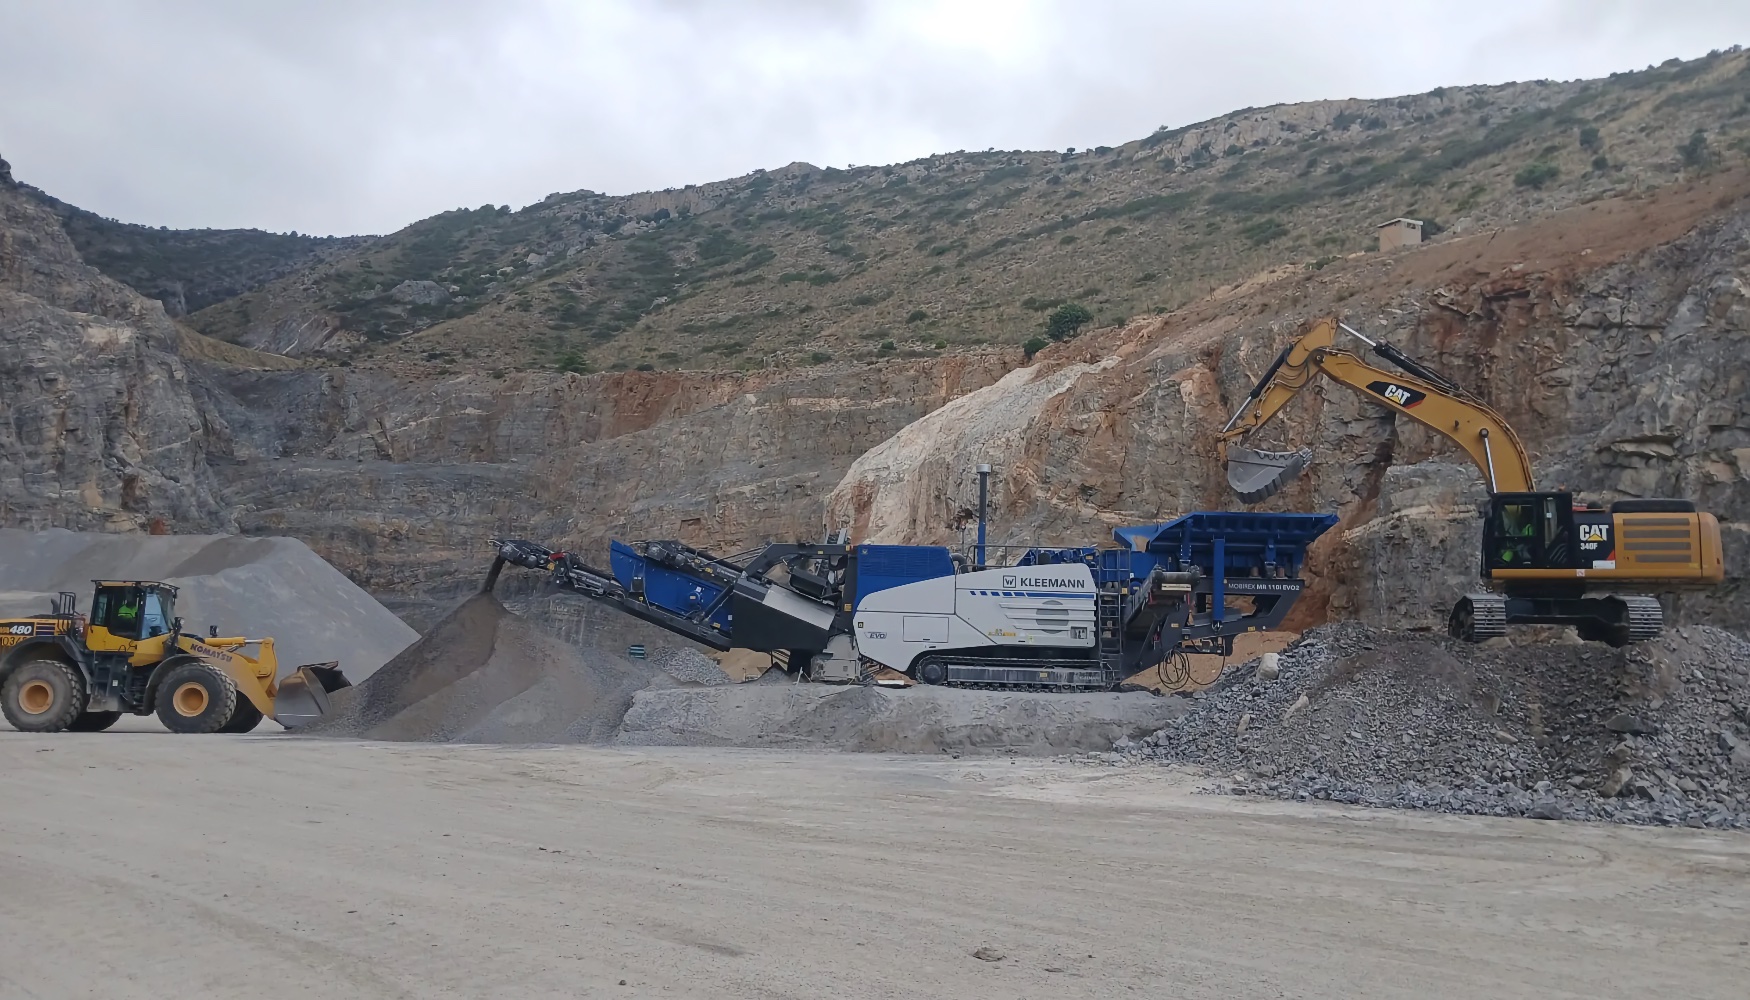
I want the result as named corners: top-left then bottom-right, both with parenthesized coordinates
top-left (618, 684), bottom-right (1183, 754)
top-left (307, 594), bottom-right (721, 744)
top-left (646, 646), bottom-right (733, 687)
top-left (1105, 621), bottom-right (1750, 828)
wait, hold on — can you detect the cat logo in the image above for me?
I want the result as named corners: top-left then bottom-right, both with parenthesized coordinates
top-left (1579, 524), bottom-right (1610, 543)
top-left (1365, 380), bottom-right (1426, 408)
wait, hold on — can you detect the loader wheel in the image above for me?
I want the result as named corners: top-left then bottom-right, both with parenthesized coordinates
top-left (2, 659), bottom-right (87, 733)
top-left (155, 661), bottom-right (237, 734)
top-left (68, 710), bottom-right (123, 732)
top-left (219, 696), bottom-right (264, 734)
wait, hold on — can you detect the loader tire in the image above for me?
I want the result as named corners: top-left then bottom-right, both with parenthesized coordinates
top-left (68, 710), bottom-right (123, 732)
top-left (1, 659), bottom-right (87, 733)
top-left (219, 696), bottom-right (264, 734)
top-left (155, 661), bottom-right (237, 734)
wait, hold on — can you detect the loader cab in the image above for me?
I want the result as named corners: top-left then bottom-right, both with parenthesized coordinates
top-left (1482, 493), bottom-right (1576, 574)
top-left (86, 581), bottom-right (178, 649)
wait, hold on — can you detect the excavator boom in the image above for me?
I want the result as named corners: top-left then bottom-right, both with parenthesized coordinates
top-left (1219, 317), bottom-right (1535, 496)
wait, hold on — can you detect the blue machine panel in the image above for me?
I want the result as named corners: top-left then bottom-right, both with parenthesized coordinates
top-left (1113, 511), bottom-right (1338, 578)
top-left (855, 544), bottom-right (955, 598)
top-left (609, 541), bottom-right (735, 631)
top-left (1017, 511), bottom-right (1337, 582)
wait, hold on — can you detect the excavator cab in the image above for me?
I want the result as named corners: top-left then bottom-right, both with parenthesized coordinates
top-left (1481, 493), bottom-right (1575, 573)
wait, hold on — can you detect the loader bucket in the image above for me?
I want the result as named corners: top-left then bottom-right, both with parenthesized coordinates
top-left (273, 662), bottom-right (351, 729)
top-left (1227, 446), bottom-right (1313, 503)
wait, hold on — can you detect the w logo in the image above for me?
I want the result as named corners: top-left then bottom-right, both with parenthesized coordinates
top-left (1001, 575), bottom-right (1018, 588)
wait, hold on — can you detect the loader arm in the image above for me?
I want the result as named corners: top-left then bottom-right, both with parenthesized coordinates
top-left (1220, 317), bottom-right (1535, 496)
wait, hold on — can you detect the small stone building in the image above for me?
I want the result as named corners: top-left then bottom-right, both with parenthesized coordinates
top-left (1377, 218), bottom-right (1424, 251)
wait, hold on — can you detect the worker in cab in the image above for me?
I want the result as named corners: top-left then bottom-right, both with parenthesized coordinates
top-left (114, 594), bottom-right (141, 632)
top-left (1499, 505), bottom-right (1535, 564)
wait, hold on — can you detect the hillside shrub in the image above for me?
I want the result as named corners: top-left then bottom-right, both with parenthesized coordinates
top-left (1513, 162), bottom-right (1560, 189)
top-left (1679, 130), bottom-right (1711, 168)
top-left (1045, 303), bottom-right (1093, 341)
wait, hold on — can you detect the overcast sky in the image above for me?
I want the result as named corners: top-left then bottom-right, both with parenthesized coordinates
top-left (2, 0), bottom-right (1745, 236)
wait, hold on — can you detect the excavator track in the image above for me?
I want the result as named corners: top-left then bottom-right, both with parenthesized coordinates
top-left (1448, 594), bottom-right (1508, 643)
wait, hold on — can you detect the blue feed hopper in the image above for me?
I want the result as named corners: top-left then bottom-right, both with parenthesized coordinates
top-left (1113, 510), bottom-right (1338, 579)
top-left (1018, 510), bottom-right (1337, 582)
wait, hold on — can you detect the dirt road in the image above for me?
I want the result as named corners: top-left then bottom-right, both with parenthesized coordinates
top-left (1, 734), bottom-right (1746, 999)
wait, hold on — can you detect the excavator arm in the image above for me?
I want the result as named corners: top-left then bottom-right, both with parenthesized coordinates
top-left (1219, 317), bottom-right (1535, 499)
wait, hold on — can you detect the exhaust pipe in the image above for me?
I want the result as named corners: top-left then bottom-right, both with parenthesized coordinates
top-left (975, 464), bottom-right (991, 570)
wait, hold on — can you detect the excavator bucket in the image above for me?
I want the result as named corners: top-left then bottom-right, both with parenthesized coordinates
top-left (272, 662), bottom-right (352, 729)
top-left (1227, 446), bottom-right (1313, 503)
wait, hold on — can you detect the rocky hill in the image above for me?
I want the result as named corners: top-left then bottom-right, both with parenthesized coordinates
top-left (172, 50), bottom-right (1750, 380)
top-left (5, 165), bottom-right (359, 319)
top-left (0, 52), bottom-right (1746, 639)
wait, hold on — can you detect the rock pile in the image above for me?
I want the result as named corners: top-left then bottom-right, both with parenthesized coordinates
top-left (306, 594), bottom-right (728, 744)
top-left (1111, 622), bottom-right (1750, 828)
top-left (618, 683), bottom-right (1183, 754)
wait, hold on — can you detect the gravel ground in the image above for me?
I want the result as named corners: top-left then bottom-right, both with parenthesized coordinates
top-left (5, 737), bottom-right (1748, 999)
top-left (1096, 621), bottom-right (1750, 829)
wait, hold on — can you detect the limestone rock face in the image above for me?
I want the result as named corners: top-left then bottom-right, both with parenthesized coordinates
top-left (389, 280), bottom-right (449, 306)
top-left (0, 186), bottom-right (231, 531)
top-left (210, 355), bottom-right (1010, 594)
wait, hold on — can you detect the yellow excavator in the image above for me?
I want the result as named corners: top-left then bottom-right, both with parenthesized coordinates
top-left (1219, 316), bottom-right (1724, 645)
top-left (0, 580), bottom-right (350, 733)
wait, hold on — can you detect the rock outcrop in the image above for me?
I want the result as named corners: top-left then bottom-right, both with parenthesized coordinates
top-left (0, 183), bottom-right (231, 530)
top-left (1, 165), bottom-right (1746, 633)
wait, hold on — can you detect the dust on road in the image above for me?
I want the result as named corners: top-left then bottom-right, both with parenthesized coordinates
top-left (1, 734), bottom-right (1746, 999)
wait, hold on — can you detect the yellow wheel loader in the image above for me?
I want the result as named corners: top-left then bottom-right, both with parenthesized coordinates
top-left (0, 581), bottom-right (350, 733)
top-left (1219, 316), bottom-right (1724, 646)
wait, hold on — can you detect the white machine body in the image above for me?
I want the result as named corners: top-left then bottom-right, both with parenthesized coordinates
top-left (851, 565), bottom-right (1098, 674)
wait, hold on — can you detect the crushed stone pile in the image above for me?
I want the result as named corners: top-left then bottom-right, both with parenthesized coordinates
top-left (618, 683), bottom-right (1185, 754)
top-left (306, 593), bottom-right (728, 744)
top-left (1103, 621), bottom-right (1750, 828)
top-left (0, 528), bottom-right (415, 681)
